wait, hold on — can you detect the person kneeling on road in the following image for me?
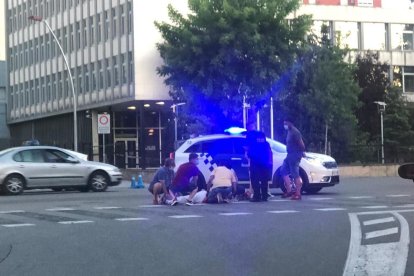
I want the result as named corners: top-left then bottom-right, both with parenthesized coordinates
top-left (206, 159), bottom-right (238, 203)
top-left (169, 153), bottom-right (200, 206)
top-left (148, 158), bottom-right (175, 205)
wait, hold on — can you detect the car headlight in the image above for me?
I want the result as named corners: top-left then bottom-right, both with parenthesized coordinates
top-left (303, 156), bottom-right (323, 165)
top-left (109, 167), bottom-right (121, 173)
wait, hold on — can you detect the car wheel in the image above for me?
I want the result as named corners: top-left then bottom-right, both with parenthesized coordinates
top-left (304, 187), bottom-right (322, 194)
top-left (3, 174), bottom-right (25, 195)
top-left (299, 170), bottom-right (309, 194)
top-left (89, 171), bottom-right (109, 192)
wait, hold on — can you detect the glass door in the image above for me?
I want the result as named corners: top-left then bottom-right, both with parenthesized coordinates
top-left (114, 138), bottom-right (138, 169)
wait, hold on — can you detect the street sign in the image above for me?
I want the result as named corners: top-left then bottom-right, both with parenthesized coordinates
top-left (98, 114), bottom-right (110, 134)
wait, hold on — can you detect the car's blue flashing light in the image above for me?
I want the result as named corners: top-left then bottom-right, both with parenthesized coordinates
top-left (224, 127), bottom-right (247, 135)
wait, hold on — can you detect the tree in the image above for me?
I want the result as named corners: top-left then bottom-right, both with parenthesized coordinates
top-left (155, 0), bottom-right (311, 134)
top-left (274, 26), bottom-right (361, 162)
top-left (354, 51), bottom-right (389, 143)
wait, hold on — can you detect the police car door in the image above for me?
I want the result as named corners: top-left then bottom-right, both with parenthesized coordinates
top-left (229, 137), bottom-right (250, 182)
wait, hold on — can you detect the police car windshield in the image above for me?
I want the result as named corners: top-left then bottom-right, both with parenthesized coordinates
top-left (267, 139), bottom-right (287, 153)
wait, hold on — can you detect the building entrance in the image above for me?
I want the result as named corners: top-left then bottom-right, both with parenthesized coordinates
top-left (114, 138), bottom-right (138, 169)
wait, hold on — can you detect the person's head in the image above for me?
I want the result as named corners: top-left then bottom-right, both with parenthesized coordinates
top-left (283, 117), bottom-right (294, 130)
top-left (189, 153), bottom-right (199, 165)
top-left (216, 159), bottom-right (231, 169)
top-left (163, 158), bottom-right (175, 169)
top-left (246, 121), bottom-right (256, 131)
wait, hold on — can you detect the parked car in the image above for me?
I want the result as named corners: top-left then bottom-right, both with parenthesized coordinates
top-left (173, 133), bottom-right (340, 194)
top-left (398, 163), bottom-right (414, 180)
top-left (0, 146), bottom-right (123, 195)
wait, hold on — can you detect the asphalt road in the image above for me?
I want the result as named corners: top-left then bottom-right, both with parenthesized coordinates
top-left (0, 176), bottom-right (414, 276)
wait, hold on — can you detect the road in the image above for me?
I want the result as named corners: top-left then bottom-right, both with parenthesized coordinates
top-left (0, 176), bottom-right (413, 276)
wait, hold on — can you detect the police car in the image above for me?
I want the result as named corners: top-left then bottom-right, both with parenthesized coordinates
top-left (173, 130), bottom-right (340, 194)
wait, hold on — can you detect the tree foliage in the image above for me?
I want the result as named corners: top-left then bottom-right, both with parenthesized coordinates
top-left (155, 0), bottom-right (311, 134)
top-left (274, 27), bottom-right (360, 162)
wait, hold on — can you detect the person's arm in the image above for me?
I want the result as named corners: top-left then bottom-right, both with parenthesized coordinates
top-left (207, 175), bottom-right (214, 192)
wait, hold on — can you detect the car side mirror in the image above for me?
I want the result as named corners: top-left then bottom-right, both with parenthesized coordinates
top-left (398, 164), bottom-right (414, 181)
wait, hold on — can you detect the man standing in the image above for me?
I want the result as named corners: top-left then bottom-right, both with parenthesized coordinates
top-left (246, 130), bottom-right (273, 202)
top-left (170, 153), bottom-right (200, 206)
top-left (281, 118), bottom-right (306, 200)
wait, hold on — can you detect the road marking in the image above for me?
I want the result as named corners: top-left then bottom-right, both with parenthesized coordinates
top-left (348, 196), bottom-right (374, 199)
top-left (309, 197), bottom-right (333, 201)
top-left (268, 199), bottom-right (290, 202)
top-left (93, 207), bottom-right (121, 210)
top-left (219, 212), bottom-right (252, 216)
top-left (0, 210), bottom-right (25, 214)
top-left (232, 201), bottom-right (250, 204)
top-left (168, 215), bottom-right (203, 219)
top-left (363, 217), bottom-right (395, 226)
top-left (139, 205), bottom-right (164, 208)
top-left (2, 223), bottom-right (35, 227)
top-left (267, 210), bottom-right (299, 214)
top-left (45, 208), bottom-right (75, 211)
top-left (386, 194), bottom-right (410, 198)
top-left (58, 220), bottom-right (94, 225)
top-left (395, 204), bottom-right (414, 208)
top-left (361, 206), bottom-right (388, 209)
top-left (314, 208), bottom-right (347, 211)
top-left (343, 212), bottom-right (409, 276)
top-left (365, 227), bottom-right (399, 239)
top-left (115, 218), bottom-right (149, 221)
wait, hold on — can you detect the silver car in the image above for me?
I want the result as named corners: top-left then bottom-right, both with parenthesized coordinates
top-left (0, 146), bottom-right (123, 195)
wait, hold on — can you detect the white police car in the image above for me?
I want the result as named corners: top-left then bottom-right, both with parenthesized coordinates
top-left (173, 131), bottom-right (339, 194)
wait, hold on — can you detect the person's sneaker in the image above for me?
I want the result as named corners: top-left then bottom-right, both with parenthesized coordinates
top-left (281, 191), bottom-right (294, 198)
top-left (290, 194), bottom-right (302, 200)
top-left (170, 199), bottom-right (178, 206)
top-left (185, 200), bottom-right (194, 206)
top-left (216, 193), bottom-right (223, 204)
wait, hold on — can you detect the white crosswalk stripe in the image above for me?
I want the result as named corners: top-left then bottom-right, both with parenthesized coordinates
top-left (363, 217), bottom-right (395, 226)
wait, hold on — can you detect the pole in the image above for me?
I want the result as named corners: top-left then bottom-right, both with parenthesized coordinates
top-left (173, 105), bottom-right (177, 147)
top-left (380, 111), bottom-right (384, 164)
top-left (243, 96), bottom-right (246, 129)
top-left (103, 134), bottom-right (106, 163)
top-left (270, 97), bottom-right (274, 139)
top-left (256, 110), bottom-right (260, 131)
top-left (30, 17), bottom-right (78, 151)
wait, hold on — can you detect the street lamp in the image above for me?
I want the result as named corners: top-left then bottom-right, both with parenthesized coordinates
top-left (374, 101), bottom-right (386, 164)
top-left (170, 102), bottom-right (186, 147)
top-left (28, 15), bottom-right (78, 151)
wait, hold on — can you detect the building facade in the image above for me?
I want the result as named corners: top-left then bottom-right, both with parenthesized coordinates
top-left (5, 0), bottom-right (183, 168)
top-left (5, 0), bottom-right (414, 168)
top-left (297, 0), bottom-right (414, 100)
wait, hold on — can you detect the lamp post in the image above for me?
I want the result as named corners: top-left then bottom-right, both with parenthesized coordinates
top-left (374, 101), bottom-right (386, 164)
top-left (29, 15), bottom-right (78, 151)
top-left (171, 102), bottom-right (186, 147)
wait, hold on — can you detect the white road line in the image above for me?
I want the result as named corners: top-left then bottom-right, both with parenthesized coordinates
top-left (356, 209), bottom-right (414, 215)
top-left (219, 212), bottom-right (252, 216)
top-left (395, 204), bottom-right (414, 208)
top-left (268, 199), bottom-right (291, 202)
top-left (139, 205), bottom-right (164, 208)
top-left (365, 227), bottom-right (399, 239)
top-left (0, 210), bottom-right (25, 214)
top-left (2, 223), bottom-right (35, 228)
top-left (348, 196), bottom-right (373, 199)
top-left (267, 210), bottom-right (299, 214)
top-left (45, 208), bottom-right (75, 211)
top-left (309, 197), bottom-right (333, 201)
top-left (58, 220), bottom-right (94, 225)
top-left (115, 218), bottom-right (149, 221)
top-left (363, 217), bottom-right (395, 226)
top-left (314, 208), bottom-right (347, 211)
top-left (232, 201), bottom-right (250, 204)
top-left (168, 215), bottom-right (203, 219)
top-left (93, 207), bottom-right (121, 210)
top-left (386, 195), bottom-right (410, 198)
top-left (361, 206), bottom-right (388, 209)
top-left (343, 212), bottom-right (409, 276)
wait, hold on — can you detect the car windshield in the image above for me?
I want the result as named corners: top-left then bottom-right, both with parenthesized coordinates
top-left (267, 139), bottom-right (287, 153)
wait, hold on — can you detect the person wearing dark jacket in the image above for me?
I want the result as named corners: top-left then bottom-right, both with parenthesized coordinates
top-left (246, 130), bottom-right (273, 202)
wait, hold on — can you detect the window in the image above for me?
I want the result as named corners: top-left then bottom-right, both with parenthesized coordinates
top-left (391, 24), bottom-right (414, 51)
top-left (99, 60), bottom-right (104, 89)
top-left (127, 2), bottom-right (132, 33)
top-left (76, 22), bottom-right (81, 50)
top-left (120, 4), bottom-right (125, 35)
top-left (92, 63), bottom-right (97, 90)
top-left (128, 52), bottom-right (133, 83)
top-left (89, 17), bottom-right (95, 45)
top-left (84, 65), bottom-right (89, 92)
top-left (97, 14), bottom-right (102, 42)
top-left (334, 21), bottom-right (359, 49)
top-left (106, 58), bottom-right (112, 87)
top-left (77, 67), bottom-right (83, 93)
top-left (121, 53), bottom-right (127, 83)
top-left (104, 11), bottom-right (109, 41)
top-left (404, 66), bottom-right (414, 93)
top-left (83, 19), bottom-right (87, 47)
top-left (363, 23), bottom-right (386, 50)
top-left (63, 27), bottom-right (68, 51)
top-left (69, 24), bottom-right (74, 52)
top-left (13, 150), bottom-right (45, 163)
top-left (113, 56), bottom-right (119, 85)
top-left (44, 149), bottom-right (72, 163)
top-left (112, 7), bottom-right (117, 38)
